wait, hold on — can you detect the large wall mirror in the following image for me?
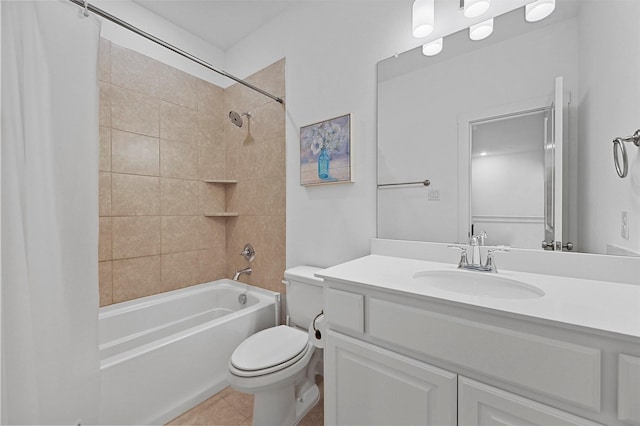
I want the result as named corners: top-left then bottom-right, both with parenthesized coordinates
top-left (377, 0), bottom-right (640, 256)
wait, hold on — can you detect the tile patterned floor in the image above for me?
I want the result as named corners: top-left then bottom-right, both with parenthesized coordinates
top-left (167, 379), bottom-right (324, 426)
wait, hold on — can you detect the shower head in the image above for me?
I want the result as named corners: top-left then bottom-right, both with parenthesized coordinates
top-left (229, 111), bottom-right (251, 128)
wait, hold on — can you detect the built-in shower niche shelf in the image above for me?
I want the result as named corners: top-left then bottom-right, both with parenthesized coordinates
top-left (204, 212), bottom-right (239, 217)
top-left (202, 180), bottom-right (239, 217)
top-left (203, 179), bottom-right (238, 184)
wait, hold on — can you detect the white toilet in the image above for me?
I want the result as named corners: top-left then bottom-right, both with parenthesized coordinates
top-left (226, 266), bottom-right (325, 426)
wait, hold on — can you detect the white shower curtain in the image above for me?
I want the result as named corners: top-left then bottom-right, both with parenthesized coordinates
top-left (1, 1), bottom-right (101, 424)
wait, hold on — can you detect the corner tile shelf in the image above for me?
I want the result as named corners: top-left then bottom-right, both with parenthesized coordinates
top-left (203, 179), bottom-right (238, 184)
top-left (203, 212), bottom-right (239, 217)
top-left (203, 179), bottom-right (239, 217)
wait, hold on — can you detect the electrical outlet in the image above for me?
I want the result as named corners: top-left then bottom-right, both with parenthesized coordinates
top-left (621, 211), bottom-right (629, 240)
top-left (428, 189), bottom-right (440, 201)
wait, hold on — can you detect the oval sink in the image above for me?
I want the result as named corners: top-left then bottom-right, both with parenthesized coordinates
top-left (413, 270), bottom-right (545, 300)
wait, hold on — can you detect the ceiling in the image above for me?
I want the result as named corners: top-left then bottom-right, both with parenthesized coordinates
top-left (132, 0), bottom-right (296, 51)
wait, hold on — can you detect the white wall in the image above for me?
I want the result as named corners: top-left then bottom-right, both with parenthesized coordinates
top-left (225, 2), bottom-right (419, 268)
top-left (578, 1), bottom-right (640, 255)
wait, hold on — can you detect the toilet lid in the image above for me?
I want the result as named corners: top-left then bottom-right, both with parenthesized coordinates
top-left (230, 325), bottom-right (309, 372)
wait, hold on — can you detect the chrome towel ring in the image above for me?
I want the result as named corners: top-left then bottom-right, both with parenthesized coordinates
top-left (612, 129), bottom-right (640, 178)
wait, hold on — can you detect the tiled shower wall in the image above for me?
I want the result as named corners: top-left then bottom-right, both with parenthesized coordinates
top-left (224, 61), bottom-right (286, 295)
top-left (98, 39), bottom-right (285, 306)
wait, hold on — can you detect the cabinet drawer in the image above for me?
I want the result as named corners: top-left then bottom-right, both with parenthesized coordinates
top-left (325, 288), bottom-right (364, 334)
top-left (459, 377), bottom-right (603, 426)
top-left (619, 354), bottom-right (640, 425)
top-left (369, 298), bottom-right (601, 411)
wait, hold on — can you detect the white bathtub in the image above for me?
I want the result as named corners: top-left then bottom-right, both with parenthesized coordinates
top-left (98, 280), bottom-right (279, 425)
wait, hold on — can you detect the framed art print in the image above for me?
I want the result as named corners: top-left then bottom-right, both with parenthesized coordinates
top-left (300, 113), bottom-right (352, 186)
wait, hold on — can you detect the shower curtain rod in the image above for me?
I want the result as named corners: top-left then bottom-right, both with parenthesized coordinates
top-left (68, 0), bottom-right (284, 104)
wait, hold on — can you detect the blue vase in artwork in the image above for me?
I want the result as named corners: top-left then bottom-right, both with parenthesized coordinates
top-left (318, 147), bottom-right (330, 179)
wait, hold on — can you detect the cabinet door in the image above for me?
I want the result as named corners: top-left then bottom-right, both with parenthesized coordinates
top-left (458, 377), bottom-right (603, 426)
top-left (325, 331), bottom-right (457, 426)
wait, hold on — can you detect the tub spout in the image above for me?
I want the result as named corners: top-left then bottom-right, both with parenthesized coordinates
top-left (233, 267), bottom-right (252, 281)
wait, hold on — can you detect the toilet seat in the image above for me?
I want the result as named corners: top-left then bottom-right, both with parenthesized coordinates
top-left (230, 325), bottom-right (311, 377)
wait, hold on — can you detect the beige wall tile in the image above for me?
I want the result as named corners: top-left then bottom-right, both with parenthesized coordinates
top-left (225, 178), bottom-right (246, 215)
top-left (99, 127), bottom-right (111, 172)
top-left (248, 59), bottom-right (285, 103)
top-left (111, 86), bottom-right (160, 137)
top-left (198, 248), bottom-right (226, 284)
top-left (197, 79), bottom-right (224, 116)
top-left (111, 43), bottom-right (159, 97)
top-left (99, 217), bottom-right (112, 262)
top-left (99, 261), bottom-right (113, 307)
top-left (158, 64), bottom-right (199, 110)
top-left (250, 101), bottom-right (286, 144)
top-left (111, 130), bottom-right (159, 176)
top-left (112, 255), bottom-right (161, 303)
top-left (199, 216), bottom-right (226, 249)
top-left (161, 251), bottom-right (200, 290)
top-left (197, 113), bottom-right (224, 148)
top-left (111, 174), bottom-right (160, 216)
top-left (161, 216), bottom-right (201, 253)
top-left (160, 139), bottom-right (198, 180)
top-left (99, 82), bottom-right (111, 127)
top-left (199, 146), bottom-right (225, 181)
top-left (161, 178), bottom-right (199, 216)
top-left (237, 143), bottom-right (264, 179)
top-left (263, 138), bottom-right (286, 178)
top-left (99, 172), bottom-right (111, 217)
top-left (160, 101), bottom-right (199, 144)
top-left (98, 38), bottom-right (111, 83)
top-left (225, 149), bottom-right (239, 181)
top-left (199, 182), bottom-right (226, 216)
top-left (224, 113), bottom-right (250, 150)
top-left (112, 216), bottom-right (161, 259)
top-left (261, 176), bottom-right (286, 216)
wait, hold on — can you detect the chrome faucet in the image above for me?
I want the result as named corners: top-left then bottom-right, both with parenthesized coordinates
top-left (233, 243), bottom-right (255, 281)
top-left (467, 231), bottom-right (488, 266)
top-left (449, 234), bottom-right (509, 273)
top-left (233, 266), bottom-right (252, 281)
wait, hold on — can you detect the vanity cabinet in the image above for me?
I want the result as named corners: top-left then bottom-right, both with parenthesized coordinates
top-left (325, 331), bottom-right (457, 425)
top-left (321, 276), bottom-right (639, 426)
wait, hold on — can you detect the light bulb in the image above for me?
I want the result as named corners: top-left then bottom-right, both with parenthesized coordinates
top-left (412, 0), bottom-right (435, 38)
top-left (526, 0), bottom-right (555, 22)
top-left (464, 0), bottom-right (490, 18)
top-left (469, 18), bottom-right (494, 41)
top-left (422, 38), bottom-right (443, 56)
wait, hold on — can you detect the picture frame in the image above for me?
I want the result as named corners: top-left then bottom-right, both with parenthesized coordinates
top-left (299, 113), bottom-right (352, 186)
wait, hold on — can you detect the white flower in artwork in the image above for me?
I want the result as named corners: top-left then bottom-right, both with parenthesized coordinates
top-left (302, 119), bottom-right (348, 156)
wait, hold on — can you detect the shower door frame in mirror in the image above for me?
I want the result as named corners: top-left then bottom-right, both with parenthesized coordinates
top-left (457, 77), bottom-right (569, 251)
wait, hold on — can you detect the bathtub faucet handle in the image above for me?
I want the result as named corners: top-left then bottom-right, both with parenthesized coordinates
top-left (240, 243), bottom-right (255, 262)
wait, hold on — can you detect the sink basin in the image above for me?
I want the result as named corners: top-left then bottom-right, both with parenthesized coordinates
top-left (413, 270), bottom-right (545, 299)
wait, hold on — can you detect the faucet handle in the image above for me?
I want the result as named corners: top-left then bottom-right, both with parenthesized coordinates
top-left (448, 245), bottom-right (469, 268)
top-left (484, 245), bottom-right (510, 273)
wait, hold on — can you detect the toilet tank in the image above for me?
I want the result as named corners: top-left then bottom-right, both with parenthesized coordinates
top-left (283, 266), bottom-right (325, 329)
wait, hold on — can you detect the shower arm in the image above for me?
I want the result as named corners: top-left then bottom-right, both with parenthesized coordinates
top-left (68, 0), bottom-right (284, 105)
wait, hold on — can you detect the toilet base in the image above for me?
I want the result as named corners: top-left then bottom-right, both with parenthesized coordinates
top-left (251, 381), bottom-right (319, 426)
top-left (294, 384), bottom-right (320, 424)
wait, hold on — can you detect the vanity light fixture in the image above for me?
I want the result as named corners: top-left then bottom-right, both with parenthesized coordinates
top-left (469, 18), bottom-right (493, 40)
top-left (525, 0), bottom-right (555, 22)
top-left (412, 0), bottom-right (435, 38)
top-left (422, 37), bottom-right (443, 56)
top-left (463, 0), bottom-right (490, 18)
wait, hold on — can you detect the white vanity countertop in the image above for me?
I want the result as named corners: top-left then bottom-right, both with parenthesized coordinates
top-left (317, 255), bottom-right (640, 340)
